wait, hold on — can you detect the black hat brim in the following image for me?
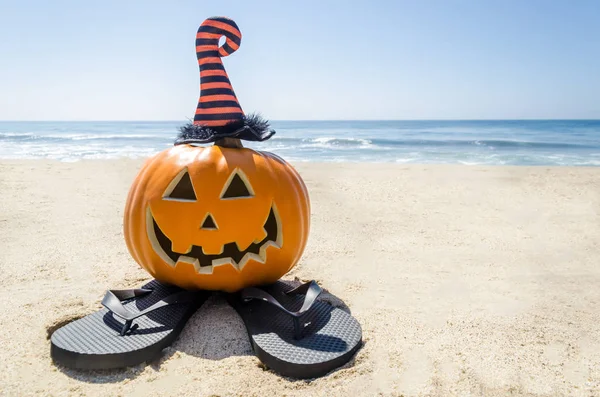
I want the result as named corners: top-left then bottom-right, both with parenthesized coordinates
top-left (176, 113), bottom-right (275, 145)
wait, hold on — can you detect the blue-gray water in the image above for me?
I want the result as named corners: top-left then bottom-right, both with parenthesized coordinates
top-left (1, 120), bottom-right (599, 166)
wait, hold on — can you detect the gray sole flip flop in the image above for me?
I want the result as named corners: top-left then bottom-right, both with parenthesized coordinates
top-left (228, 280), bottom-right (362, 379)
top-left (50, 280), bottom-right (210, 370)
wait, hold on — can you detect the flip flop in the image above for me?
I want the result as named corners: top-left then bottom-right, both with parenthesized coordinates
top-left (50, 279), bottom-right (210, 370)
top-left (228, 279), bottom-right (362, 379)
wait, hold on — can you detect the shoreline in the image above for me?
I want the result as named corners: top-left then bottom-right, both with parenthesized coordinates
top-left (1, 160), bottom-right (599, 396)
top-left (2, 157), bottom-right (600, 168)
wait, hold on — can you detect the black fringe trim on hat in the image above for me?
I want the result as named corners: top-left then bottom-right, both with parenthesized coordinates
top-left (175, 113), bottom-right (275, 145)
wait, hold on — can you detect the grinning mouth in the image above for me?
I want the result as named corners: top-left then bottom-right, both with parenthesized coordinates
top-left (146, 204), bottom-right (282, 274)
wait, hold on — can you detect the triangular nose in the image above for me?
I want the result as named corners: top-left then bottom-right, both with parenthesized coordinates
top-left (200, 214), bottom-right (217, 230)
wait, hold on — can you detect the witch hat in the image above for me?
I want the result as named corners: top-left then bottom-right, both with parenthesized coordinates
top-left (176, 17), bottom-right (275, 145)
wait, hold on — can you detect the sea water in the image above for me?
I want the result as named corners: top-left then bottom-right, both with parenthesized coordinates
top-left (1, 120), bottom-right (599, 166)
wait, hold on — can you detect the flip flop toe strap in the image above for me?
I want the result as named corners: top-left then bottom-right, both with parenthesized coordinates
top-left (101, 288), bottom-right (198, 336)
top-left (241, 281), bottom-right (323, 339)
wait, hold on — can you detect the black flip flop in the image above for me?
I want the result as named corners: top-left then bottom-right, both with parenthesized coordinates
top-left (50, 279), bottom-right (210, 370)
top-left (228, 279), bottom-right (362, 379)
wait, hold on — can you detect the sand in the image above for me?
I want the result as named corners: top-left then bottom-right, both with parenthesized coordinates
top-left (0, 159), bottom-right (599, 396)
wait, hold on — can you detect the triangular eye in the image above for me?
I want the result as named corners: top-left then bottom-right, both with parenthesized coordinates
top-left (221, 170), bottom-right (253, 199)
top-left (164, 169), bottom-right (197, 201)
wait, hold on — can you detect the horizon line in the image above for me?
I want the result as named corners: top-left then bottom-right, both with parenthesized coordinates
top-left (1, 118), bottom-right (599, 122)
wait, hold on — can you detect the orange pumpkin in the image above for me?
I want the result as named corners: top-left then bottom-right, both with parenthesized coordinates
top-left (123, 142), bottom-right (310, 292)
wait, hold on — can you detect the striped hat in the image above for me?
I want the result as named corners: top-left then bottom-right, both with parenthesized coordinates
top-left (194, 17), bottom-right (243, 127)
top-left (176, 17), bottom-right (275, 145)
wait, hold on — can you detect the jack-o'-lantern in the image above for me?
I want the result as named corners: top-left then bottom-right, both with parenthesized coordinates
top-left (123, 17), bottom-right (310, 292)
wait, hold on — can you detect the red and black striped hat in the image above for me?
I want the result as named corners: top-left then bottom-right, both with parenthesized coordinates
top-left (176, 17), bottom-right (275, 145)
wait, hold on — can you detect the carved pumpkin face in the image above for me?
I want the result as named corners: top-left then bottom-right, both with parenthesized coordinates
top-left (124, 144), bottom-right (310, 292)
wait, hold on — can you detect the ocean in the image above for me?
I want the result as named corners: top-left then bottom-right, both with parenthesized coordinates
top-left (1, 120), bottom-right (599, 166)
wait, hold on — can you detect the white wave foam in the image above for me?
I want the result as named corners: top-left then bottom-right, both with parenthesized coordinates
top-left (69, 134), bottom-right (159, 140)
top-left (311, 137), bottom-right (372, 145)
top-left (0, 141), bottom-right (162, 162)
top-left (1, 132), bottom-right (161, 140)
top-left (0, 132), bottom-right (31, 137)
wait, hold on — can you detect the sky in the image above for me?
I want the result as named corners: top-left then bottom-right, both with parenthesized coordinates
top-left (1, 0), bottom-right (599, 121)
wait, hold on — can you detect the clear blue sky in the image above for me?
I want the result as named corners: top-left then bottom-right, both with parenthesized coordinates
top-left (1, 0), bottom-right (599, 120)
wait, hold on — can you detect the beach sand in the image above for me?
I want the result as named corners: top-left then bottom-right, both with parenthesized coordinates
top-left (1, 159), bottom-right (599, 396)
